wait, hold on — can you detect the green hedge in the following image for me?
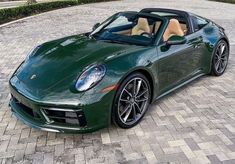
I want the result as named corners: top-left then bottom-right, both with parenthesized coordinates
top-left (209, 0), bottom-right (235, 4)
top-left (0, 0), bottom-right (116, 25)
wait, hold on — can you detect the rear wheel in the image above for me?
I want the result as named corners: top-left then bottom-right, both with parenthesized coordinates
top-left (211, 40), bottom-right (229, 76)
top-left (112, 73), bottom-right (151, 129)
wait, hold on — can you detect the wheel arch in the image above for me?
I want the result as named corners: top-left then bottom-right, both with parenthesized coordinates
top-left (209, 37), bottom-right (229, 75)
top-left (116, 67), bottom-right (156, 103)
top-left (111, 67), bottom-right (156, 127)
top-left (209, 37), bottom-right (230, 73)
top-left (220, 37), bottom-right (230, 53)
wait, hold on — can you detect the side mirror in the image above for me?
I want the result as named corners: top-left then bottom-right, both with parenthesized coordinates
top-left (92, 23), bottom-right (100, 31)
top-left (166, 35), bottom-right (186, 46)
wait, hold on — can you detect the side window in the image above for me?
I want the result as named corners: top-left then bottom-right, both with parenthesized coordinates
top-left (192, 16), bottom-right (208, 32)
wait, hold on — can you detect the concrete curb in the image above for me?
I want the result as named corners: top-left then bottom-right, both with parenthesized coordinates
top-left (0, 5), bottom-right (75, 28)
top-left (0, 1), bottom-right (113, 28)
top-left (0, 14), bottom-right (41, 28)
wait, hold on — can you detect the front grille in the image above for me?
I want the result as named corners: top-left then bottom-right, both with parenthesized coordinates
top-left (42, 108), bottom-right (87, 127)
top-left (12, 96), bottom-right (40, 119)
top-left (11, 95), bottom-right (87, 127)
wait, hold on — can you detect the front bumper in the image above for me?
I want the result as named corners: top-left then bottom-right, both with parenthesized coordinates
top-left (9, 82), bottom-right (115, 133)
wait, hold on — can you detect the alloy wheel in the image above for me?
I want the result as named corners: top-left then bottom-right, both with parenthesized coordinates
top-left (214, 41), bottom-right (229, 74)
top-left (117, 77), bottom-right (150, 126)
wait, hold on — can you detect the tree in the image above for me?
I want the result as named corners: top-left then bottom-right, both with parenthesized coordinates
top-left (27, 0), bottom-right (37, 5)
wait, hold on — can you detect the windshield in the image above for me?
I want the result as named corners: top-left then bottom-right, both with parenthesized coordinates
top-left (90, 12), bottom-right (163, 46)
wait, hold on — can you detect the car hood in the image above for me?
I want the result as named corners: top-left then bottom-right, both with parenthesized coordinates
top-left (13, 34), bottom-right (144, 99)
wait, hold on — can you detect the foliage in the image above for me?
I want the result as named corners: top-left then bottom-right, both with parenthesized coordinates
top-left (209, 0), bottom-right (235, 4)
top-left (0, 0), bottom-right (116, 25)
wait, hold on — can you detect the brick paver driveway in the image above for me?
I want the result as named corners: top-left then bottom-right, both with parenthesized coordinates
top-left (0, 0), bottom-right (235, 163)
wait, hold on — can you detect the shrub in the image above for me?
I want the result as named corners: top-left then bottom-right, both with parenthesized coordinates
top-left (0, 0), bottom-right (116, 25)
top-left (209, 0), bottom-right (235, 4)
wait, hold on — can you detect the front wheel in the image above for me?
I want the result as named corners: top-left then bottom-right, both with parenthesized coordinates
top-left (211, 40), bottom-right (229, 76)
top-left (112, 73), bottom-right (151, 129)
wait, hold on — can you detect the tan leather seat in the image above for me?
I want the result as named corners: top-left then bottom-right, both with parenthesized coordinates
top-left (180, 23), bottom-right (188, 35)
top-left (131, 18), bottom-right (151, 35)
top-left (154, 21), bottom-right (161, 33)
top-left (163, 19), bottom-right (184, 41)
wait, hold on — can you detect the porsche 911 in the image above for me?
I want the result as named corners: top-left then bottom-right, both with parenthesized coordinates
top-left (9, 8), bottom-right (230, 133)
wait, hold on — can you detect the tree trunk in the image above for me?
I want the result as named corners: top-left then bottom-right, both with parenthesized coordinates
top-left (27, 0), bottom-right (37, 4)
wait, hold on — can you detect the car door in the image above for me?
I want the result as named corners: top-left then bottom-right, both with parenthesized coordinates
top-left (157, 38), bottom-right (198, 95)
top-left (156, 17), bottom-right (207, 96)
top-left (185, 32), bottom-right (205, 73)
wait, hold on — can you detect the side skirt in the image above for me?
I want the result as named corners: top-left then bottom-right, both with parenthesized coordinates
top-left (154, 73), bottom-right (206, 102)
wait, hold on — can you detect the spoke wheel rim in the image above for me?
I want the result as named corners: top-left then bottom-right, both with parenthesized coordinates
top-left (214, 42), bottom-right (228, 74)
top-left (117, 77), bottom-right (149, 125)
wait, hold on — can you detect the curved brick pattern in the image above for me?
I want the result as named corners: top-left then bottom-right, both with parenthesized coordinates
top-left (0, 0), bottom-right (235, 163)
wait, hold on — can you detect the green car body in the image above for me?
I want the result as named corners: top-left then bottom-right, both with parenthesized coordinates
top-left (9, 8), bottom-right (229, 133)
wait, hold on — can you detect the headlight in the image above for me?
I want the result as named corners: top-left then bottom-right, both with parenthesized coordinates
top-left (75, 64), bottom-right (106, 92)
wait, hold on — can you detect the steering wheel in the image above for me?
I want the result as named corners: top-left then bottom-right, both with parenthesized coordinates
top-left (140, 32), bottom-right (152, 38)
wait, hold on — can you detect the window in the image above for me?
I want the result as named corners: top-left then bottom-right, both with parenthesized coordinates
top-left (192, 16), bottom-right (209, 32)
top-left (90, 13), bottom-right (163, 46)
top-left (104, 16), bottom-right (132, 29)
top-left (150, 12), bottom-right (190, 35)
top-left (150, 12), bottom-right (178, 17)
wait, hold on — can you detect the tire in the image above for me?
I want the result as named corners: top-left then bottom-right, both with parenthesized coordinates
top-left (112, 72), bottom-right (151, 129)
top-left (211, 40), bottom-right (229, 76)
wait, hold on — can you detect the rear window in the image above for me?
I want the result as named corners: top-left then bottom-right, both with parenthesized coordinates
top-left (150, 12), bottom-right (178, 17)
top-left (149, 11), bottom-right (190, 35)
top-left (192, 16), bottom-right (209, 32)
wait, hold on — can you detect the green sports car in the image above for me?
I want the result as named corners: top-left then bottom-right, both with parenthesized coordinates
top-left (9, 8), bottom-right (230, 133)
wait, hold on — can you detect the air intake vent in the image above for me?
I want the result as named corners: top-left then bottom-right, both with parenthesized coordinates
top-left (42, 108), bottom-right (87, 127)
top-left (11, 96), bottom-right (41, 119)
